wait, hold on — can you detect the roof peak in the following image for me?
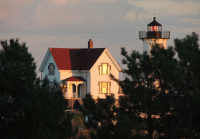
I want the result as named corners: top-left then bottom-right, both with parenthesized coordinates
top-left (147, 17), bottom-right (162, 26)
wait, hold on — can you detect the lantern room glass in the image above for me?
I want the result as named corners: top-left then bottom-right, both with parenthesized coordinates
top-left (147, 26), bottom-right (162, 32)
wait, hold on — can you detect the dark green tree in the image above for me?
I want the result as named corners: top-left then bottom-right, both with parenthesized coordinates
top-left (0, 39), bottom-right (72, 139)
top-left (81, 32), bottom-right (200, 139)
top-left (82, 45), bottom-right (175, 139)
top-left (162, 32), bottom-right (200, 139)
top-left (114, 32), bottom-right (200, 139)
top-left (114, 45), bottom-right (176, 139)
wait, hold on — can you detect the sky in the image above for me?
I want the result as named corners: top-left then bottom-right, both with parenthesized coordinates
top-left (0, 0), bottom-right (200, 79)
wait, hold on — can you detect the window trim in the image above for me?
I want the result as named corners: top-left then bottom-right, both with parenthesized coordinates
top-left (99, 82), bottom-right (111, 94)
top-left (99, 63), bottom-right (111, 75)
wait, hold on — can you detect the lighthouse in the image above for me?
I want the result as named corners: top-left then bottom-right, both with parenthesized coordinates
top-left (139, 17), bottom-right (170, 54)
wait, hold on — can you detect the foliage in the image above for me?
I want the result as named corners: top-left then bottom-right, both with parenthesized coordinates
top-left (73, 113), bottom-right (85, 125)
top-left (0, 39), bottom-right (72, 139)
top-left (82, 32), bottom-right (200, 139)
top-left (163, 32), bottom-right (200, 139)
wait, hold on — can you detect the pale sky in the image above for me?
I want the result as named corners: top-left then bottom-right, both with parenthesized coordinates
top-left (0, 0), bottom-right (200, 79)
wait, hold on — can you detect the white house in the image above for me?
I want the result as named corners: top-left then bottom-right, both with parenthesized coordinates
top-left (39, 39), bottom-right (122, 99)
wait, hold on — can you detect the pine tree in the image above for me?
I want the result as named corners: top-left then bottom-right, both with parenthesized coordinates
top-left (0, 39), bottom-right (72, 139)
top-left (163, 32), bottom-right (200, 139)
top-left (81, 32), bottom-right (200, 139)
top-left (115, 45), bottom-right (176, 139)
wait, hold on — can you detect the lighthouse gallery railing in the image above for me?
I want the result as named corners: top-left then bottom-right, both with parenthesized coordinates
top-left (139, 31), bottom-right (170, 39)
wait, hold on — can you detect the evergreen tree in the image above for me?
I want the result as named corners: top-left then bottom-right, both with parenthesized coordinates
top-left (114, 45), bottom-right (175, 139)
top-left (0, 39), bottom-right (72, 139)
top-left (82, 32), bottom-right (200, 139)
top-left (162, 32), bottom-right (200, 139)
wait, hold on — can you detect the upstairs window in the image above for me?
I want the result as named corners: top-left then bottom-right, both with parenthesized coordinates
top-left (48, 63), bottom-right (55, 75)
top-left (99, 82), bottom-right (110, 94)
top-left (99, 63), bottom-right (111, 75)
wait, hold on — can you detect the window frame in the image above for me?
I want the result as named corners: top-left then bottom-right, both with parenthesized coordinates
top-left (99, 82), bottom-right (111, 94)
top-left (99, 63), bottom-right (111, 75)
top-left (48, 63), bottom-right (55, 75)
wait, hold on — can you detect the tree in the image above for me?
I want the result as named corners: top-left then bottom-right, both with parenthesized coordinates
top-left (82, 32), bottom-right (200, 139)
top-left (0, 39), bottom-right (72, 139)
top-left (82, 44), bottom-right (174, 139)
top-left (162, 32), bottom-right (200, 139)
top-left (114, 45), bottom-right (175, 139)
top-left (113, 32), bottom-right (200, 139)
top-left (82, 94), bottom-right (131, 139)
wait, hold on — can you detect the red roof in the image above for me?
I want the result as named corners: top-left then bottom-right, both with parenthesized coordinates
top-left (62, 76), bottom-right (86, 82)
top-left (49, 48), bottom-right (105, 70)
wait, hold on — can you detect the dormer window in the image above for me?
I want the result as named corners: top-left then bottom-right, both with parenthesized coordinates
top-left (99, 63), bottom-right (111, 75)
top-left (48, 63), bottom-right (55, 75)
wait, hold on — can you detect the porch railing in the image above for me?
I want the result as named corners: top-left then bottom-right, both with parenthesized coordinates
top-left (73, 93), bottom-right (76, 98)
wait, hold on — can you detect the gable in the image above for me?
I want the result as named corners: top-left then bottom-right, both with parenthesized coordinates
top-left (104, 49), bottom-right (122, 72)
top-left (39, 49), bottom-right (50, 72)
top-left (90, 48), bottom-right (122, 72)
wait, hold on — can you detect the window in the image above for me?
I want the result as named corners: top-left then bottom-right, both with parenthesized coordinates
top-left (49, 82), bottom-right (54, 88)
top-left (99, 82), bottom-right (110, 94)
top-left (48, 63), bottom-right (55, 75)
top-left (99, 63), bottom-right (111, 75)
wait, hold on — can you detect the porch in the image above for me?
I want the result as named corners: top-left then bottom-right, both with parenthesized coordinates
top-left (62, 76), bottom-right (86, 98)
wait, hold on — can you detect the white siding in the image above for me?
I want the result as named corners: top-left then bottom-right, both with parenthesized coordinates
top-left (60, 70), bottom-right (90, 98)
top-left (90, 50), bottom-right (120, 99)
top-left (42, 53), bottom-right (60, 82)
top-left (143, 38), bottom-right (168, 54)
top-left (41, 48), bottom-right (120, 99)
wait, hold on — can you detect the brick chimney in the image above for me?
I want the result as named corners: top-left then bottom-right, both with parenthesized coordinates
top-left (88, 39), bottom-right (93, 49)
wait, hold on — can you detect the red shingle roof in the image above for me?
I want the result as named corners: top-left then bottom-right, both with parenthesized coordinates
top-left (62, 76), bottom-right (86, 82)
top-left (49, 48), bottom-right (105, 70)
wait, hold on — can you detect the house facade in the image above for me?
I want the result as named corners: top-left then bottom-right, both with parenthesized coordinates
top-left (39, 39), bottom-right (122, 99)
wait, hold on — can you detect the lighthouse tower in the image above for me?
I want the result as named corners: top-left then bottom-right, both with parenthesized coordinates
top-left (139, 17), bottom-right (170, 54)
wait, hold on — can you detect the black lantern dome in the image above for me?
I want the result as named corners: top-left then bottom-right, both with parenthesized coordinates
top-left (139, 17), bottom-right (170, 39)
top-left (147, 17), bottom-right (162, 38)
top-left (147, 17), bottom-right (162, 31)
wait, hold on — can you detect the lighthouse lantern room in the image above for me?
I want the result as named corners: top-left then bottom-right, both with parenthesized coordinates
top-left (139, 17), bottom-right (170, 54)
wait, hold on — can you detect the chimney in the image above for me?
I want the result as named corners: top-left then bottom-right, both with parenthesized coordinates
top-left (88, 39), bottom-right (93, 49)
